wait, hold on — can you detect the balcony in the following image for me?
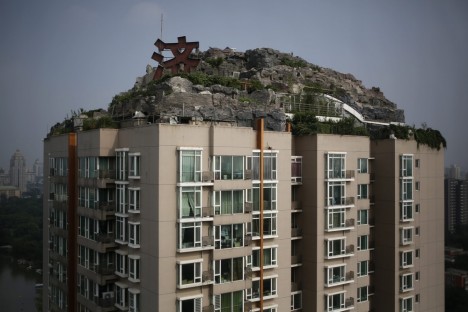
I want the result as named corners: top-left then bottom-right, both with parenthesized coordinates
top-left (244, 170), bottom-right (252, 180)
top-left (202, 236), bottom-right (214, 247)
top-left (244, 235), bottom-right (252, 246)
top-left (291, 227), bottom-right (303, 238)
top-left (326, 271), bottom-right (354, 287)
top-left (244, 202), bottom-right (253, 213)
top-left (202, 270), bottom-right (213, 283)
top-left (202, 171), bottom-right (214, 182)
top-left (326, 170), bottom-right (355, 181)
top-left (291, 156), bottom-right (302, 185)
top-left (291, 281), bottom-right (302, 292)
top-left (202, 305), bottom-right (215, 312)
top-left (326, 197), bottom-right (354, 208)
top-left (326, 219), bottom-right (355, 232)
top-left (292, 201), bottom-right (302, 211)
top-left (326, 245), bottom-right (354, 259)
top-left (202, 206), bottom-right (214, 218)
top-left (291, 255), bottom-right (302, 266)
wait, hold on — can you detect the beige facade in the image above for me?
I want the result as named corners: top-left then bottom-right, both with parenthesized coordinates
top-left (43, 121), bottom-right (444, 312)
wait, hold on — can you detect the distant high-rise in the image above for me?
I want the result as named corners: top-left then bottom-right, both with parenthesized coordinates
top-left (449, 165), bottom-right (461, 179)
top-left (445, 178), bottom-right (468, 234)
top-left (9, 149), bottom-right (27, 194)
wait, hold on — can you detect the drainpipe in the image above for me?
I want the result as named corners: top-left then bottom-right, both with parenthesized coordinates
top-left (67, 133), bottom-right (77, 312)
top-left (256, 118), bottom-right (264, 311)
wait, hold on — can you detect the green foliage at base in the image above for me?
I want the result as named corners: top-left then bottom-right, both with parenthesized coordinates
top-left (83, 116), bottom-right (118, 131)
top-left (371, 124), bottom-right (447, 150)
top-left (280, 57), bottom-right (308, 68)
top-left (292, 112), bottom-right (368, 136)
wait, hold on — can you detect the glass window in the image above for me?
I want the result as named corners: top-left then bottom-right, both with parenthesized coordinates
top-left (326, 265), bottom-right (345, 285)
top-left (357, 235), bottom-right (368, 251)
top-left (179, 222), bottom-right (201, 249)
top-left (214, 156), bottom-right (244, 180)
top-left (214, 257), bottom-right (243, 284)
top-left (357, 210), bottom-right (368, 225)
top-left (178, 297), bottom-right (202, 312)
top-left (214, 291), bottom-right (243, 312)
top-left (249, 247), bottom-right (277, 269)
top-left (291, 156), bottom-right (302, 183)
top-left (180, 150), bottom-right (202, 182)
top-left (400, 202), bottom-right (413, 221)
top-left (251, 151), bottom-right (278, 180)
top-left (129, 153), bottom-right (140, 178)
top-left (327, 182), bottom-right (345, 206)
top-left (291, 292), bottom-right (302, 310)
top-left (115, 253), bottom-right (127, 277)
top-left (401, 227), bottom-right (413, 245)
top-left (401, 179), bottom-right (413, 201)
top-left (129, 188), bottom-right (140, 212)
top-left (357, 286), bottom-right (368, 302)
top-left (116, 150), bottom-right (128, 181)
top-left (128, 256), bottom-right (140, 282)
top-left (214, 190), bottom-right (244, 215)
top-left (400, 251), bottom-right (414, 268)
top-left (129, 291), bottom-right (140, 312)
top-left (357, 158), bottom-right (368, 173)
top-left (327, 153), bottom-right (346, 179)
top-left (358, 184), bottom-right (368, 199)
top-left (400, 274), bottom-right (414, 292)
top-left (327, 208), bottom-right (346, 230)
top-left (326, 238), bottom-right (346, 258)
top-left (128, 222), bottom-right (140, 248)
top-left (179, 186), bottom-right (202, 218)
top-left (326, 292), bottom-right (345, 311)
top-left (357, 261), bottom-right (368, 277)
top-left (253, 183), bottom-right (277, 211)
top-left (178, 261), bottom-right (202, 287)
top-left (252, 213), bottom-right (277, 237)
top-left (116, 216), bottom-right (127, 243)
top-left (115, 284), bottom-right (127, 308)
top-left (215, 224), bottom-right (244, 249)
top-left (247, 276), bottom-right (277, 299)
top-left (116, 184), bottom-right (127, 214)
top-left (401, 155), bottom-right (413, 177)
top-left (400, 297), bottom-right (413, 312)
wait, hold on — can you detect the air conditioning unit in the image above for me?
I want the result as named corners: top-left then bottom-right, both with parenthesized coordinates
top-left (102, 291), bottom-right (114, 299)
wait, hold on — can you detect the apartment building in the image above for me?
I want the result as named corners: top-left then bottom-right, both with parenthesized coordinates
top-left (43, 119), bottom-right (444, 312)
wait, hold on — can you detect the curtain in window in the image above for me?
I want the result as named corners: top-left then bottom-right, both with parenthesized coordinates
top-left (221, 157), bottom-right (232, 180)
top-left (264, 249), bottom-right (271, 265)
top-left (221, 191), bottom-right (232, 214)
top-left (233, 156), bottom-right (243, 179)
top-left (232, 190), bottom-right (243, 213)
top-left (181, 153), bottom-right (195, 182)
top-left (182, 192), bottom-right (195, 217)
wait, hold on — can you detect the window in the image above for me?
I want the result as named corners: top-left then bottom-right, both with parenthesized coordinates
top-left (327, 153), bottom-right (346, 179)
top-left (291, 156), bottom-right (302, 183)
top-left (400, 273), bottom-right (414, 292)
top-left (326, 265), bottom-right (346, 285)
top-left (78, 187), bottom-right (97, 209)
top-left (115, 252), bottom-right (127, 277)
top-left (178, 296), bottom-right (202, 312)
top-left (116, 216), bottom-right (127, 243)
top-left (128, 222), bottom-right (140, 248)
top-left (415, 249), bottom-right (420, 258)
top-left (179, 149), bottom-right (202, 182)
top-left (215, 224), bottom-right (244, 249)
top-left (415, 272), bottom-right (420, 281)
top-left (116, 184), bottom-right (127, 214)
top-left (327, 208), bottom-right (347, 230)
top-left (247, 276), bottom-right (277, 300)
top-left (116, 150), bottom-right (128, 181)
top-left (415, 227), bottom-right (420, 235)
top-left (214, 257), bottom-right (243, 284)
top-left (179, 187), bottom-right (202, 218)
top-left (358, 235), bottom-right (368, 251)
top-left (357, 261), bottom-right (368, 277)
top-left (400, 296), bottom-right (413, 312)
top-left (128, 256), bottom-right (140, 282)
top-left (357, 158), bottom-right (368, 173)
top-left (250, 151), bottom-right (278, 180)
top-left (357, 209), bottom-right (368, 225)
top-left (415, 159), bottom-right (420, 168)
top-left (252, 213), bottom-right (277, 237)
top-left (401, 227), bottom-right (413, 245)
top-left (79, 157), bottom-right (98, 178)
top-left (326, 238), bottom-right (350, 258)
top-left (178, 260), bottom-right (202, 287)
top-left (128, 290), bottom-right (140, 312)
top-left (128, 188), bottom-right (140, 212)
top-left (327, 182), bottom-right (346, 206)
top-left (400, 202), bottom-right (413, 221)
top-left (357, 286), bottom-right (368, 302)
top-left (401, 155), bottom-right (413, 177)
top-left (214, 190), bottom-right (244, 215)
top-left (179, 222), bottom-right (202, 249)
top-left (214, 155), bottom-right (244, 180)
top-left (415, 204), bottom-right (420, 213)
top-left (291, 291), bottom-right (302, 311)
top-left (253, 183), bottom-right (277, 211)
top-left (248, 246), bottom-right (278, 269)
top-left (129, 153), bottom-right (140, 178)
top-left (214, 291), bottom-right (243, 312)
top-left (115, 283), bottom-right (128, 309)
top-left (326, 292), bottom-right (345, 312)
top-left (358, 184), bottom-right (368, 199)
top-left (400, 251), bottom-right (414, 268)
top-left (401, 179), bottom-right (413, 201)
top-left (415, 294), bottom-right (420, 303)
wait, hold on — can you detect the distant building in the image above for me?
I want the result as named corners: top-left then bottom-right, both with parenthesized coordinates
top-left (0, 167), bottom-right (9, 185)
top-left (450, 165), bottom-right (461, 179)
top-left (9, 149), bottom-right (27, 194)
top-left (446, 268), bottom-right (468, 290)
top-left (0, 185), bottom-right (20, 199)
top-left (445, 178), bottom-right (468, 234)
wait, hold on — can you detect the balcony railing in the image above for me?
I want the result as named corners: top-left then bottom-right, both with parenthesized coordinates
top-left (291, 227), bottom-right (303, 237)
top-left (291, 281), bottom-right (302, 292)
top-left (291, 201), bottom-right (302, 211)
top-left (202, 171), bottom-right (214, 182)
top-left (202, 236), bottom-right (214, 247)
top-left (244, 235), bottom-right (252, 246)
top-left (345, 218), bottom-right (355, 227)
top-left (96, 234), bottom-right (114, 244)
top-left (94, 296), bottom-right (115, 308)
top-left (346, 244), bottom-right (355, 254)
top-left (202, 206), bottom-right (214, 217)
top-left (202, 270), bottom-right (213, 283)
top-left (345, 297), bottom-right (355, 308)
top-left (244, 170), bottom-right (252, 180)
top-left (97, 169), bottom-right (116, 180)
top-left (327, 197), bottom-right (354, 207)
top-left (244, 202), bottom-right (252, 213)
top-left (202, 305), bottom-right (215, 312)
top-left (291, 255), bottom-right (302, 265)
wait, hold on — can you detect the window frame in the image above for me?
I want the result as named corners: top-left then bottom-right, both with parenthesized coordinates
top-left (357, 158), bottom-right (368, 174)
top-left (128, 153), bottom-right (141, 179)
top-left (178, 259), bottom-right (202, 288)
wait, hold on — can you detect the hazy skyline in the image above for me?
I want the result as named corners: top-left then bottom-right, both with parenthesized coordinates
top-left (1, 0), bottom-right (467, 170)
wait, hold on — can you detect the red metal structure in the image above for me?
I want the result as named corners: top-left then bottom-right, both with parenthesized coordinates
top-left (151, 36), bottom-right (200, 80)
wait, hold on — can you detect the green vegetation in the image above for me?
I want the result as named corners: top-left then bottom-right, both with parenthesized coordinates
top-left (280, 57), bottom-right (308, 68)
top-left (205, 57), bottom-right (224, 69)
top-left (292, 112), bottom-right (368, 136)
top-left (0, 197), bottom-right (43, 266)
top-left (371, 124), bottom-right (447, 150)
top-left (83, 116), bottom-right (118, 131)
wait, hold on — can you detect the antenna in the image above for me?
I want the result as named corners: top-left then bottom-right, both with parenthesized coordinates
top-left (160, 13), bottom-right (163, 40)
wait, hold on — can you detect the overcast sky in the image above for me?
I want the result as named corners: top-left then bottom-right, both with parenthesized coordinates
top-left (1, 0), bottom-right (467, 171)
